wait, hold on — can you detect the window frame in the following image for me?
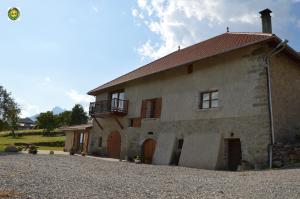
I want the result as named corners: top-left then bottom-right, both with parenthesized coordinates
top-left (145, 99), bottom-right (156, 118)
top-left (200, 90), bottom-right (219, 109)
top-left (109, 89), bottom-right (125, 111)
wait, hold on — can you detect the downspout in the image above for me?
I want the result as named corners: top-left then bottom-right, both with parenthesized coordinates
top-left (264, 39), bottom-right (288, 168)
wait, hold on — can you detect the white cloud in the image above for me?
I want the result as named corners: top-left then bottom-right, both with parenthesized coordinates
top-left (44, 76), bottom-right (51, 83)
top-left (132, 9), bottom-right (139, 17)
top-left (66, 89), bottom-right (94, 111)
top-left (138, 0), bottom-right (147, 8)
top-left (41, 76), bottom-right (52, 86)
top-left (229, 13), bottom-right (258, 24)
top-left (92, 6), bottom-right (99, 13)
top-left (16, 98), bottom-right (40, 118)
top-left (67, 89), bottom-right (94, 103)
top-left (133, 0), bottom-right (295, 60)
top-left (297, 20), bottom-right (300, 28)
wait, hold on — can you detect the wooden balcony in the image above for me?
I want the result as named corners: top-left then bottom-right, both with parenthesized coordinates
top-left (89, 99), bottom-right (129, 118)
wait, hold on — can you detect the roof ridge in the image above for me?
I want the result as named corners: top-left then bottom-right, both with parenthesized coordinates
top-left (226, 32), bottom-right (274, 36)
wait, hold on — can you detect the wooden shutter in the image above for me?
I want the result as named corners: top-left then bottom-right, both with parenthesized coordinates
top-left (154, 98), bottom-right (162, 118)
top-left (132, 118), bottom-right (141, 128)
top-left (141, 100), bottom-right (147, 118)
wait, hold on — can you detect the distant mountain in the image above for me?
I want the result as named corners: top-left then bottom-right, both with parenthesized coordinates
top-left (30, 106), bottom-right (66, 122)
top-left (52, 106), bottom-right (65, 115)
top-left (30, 114), bottom-right (39, 122)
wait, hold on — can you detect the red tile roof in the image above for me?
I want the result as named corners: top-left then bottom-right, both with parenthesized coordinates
top-left (88, 32), bottom-right (275, 95)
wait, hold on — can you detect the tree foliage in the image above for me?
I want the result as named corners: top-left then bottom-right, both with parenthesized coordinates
top-left (57, 111), bottom-right (72, 127)
top-left (37, 111), bottom-right (57, 134)
top-left (0, 86), bottom-right (21, 136)
top-left (70, 104), bottom-right (88, 125)
top-left (36, 104), bottom-right (88, 133)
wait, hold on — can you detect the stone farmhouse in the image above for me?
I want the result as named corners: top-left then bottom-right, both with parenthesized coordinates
top-left (63, 9), bottom-right (300, 170)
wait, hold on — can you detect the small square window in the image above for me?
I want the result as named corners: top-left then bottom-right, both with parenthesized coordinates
top-left (200, 90), bottom-right (219, 109)
top-left (129, 119), bottom-right (134, 127)
top-left (129, 118), bottom-right (141, 128)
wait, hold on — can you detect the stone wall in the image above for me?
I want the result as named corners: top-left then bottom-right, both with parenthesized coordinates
top-left (272, 143), bottom-right (300, 167)
top-left (88, 43), bottom-right (272, 169)
top-left (271, 54), bottom-right (300, 143)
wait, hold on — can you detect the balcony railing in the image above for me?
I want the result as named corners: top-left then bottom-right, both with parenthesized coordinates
top-left (89, 98), bottom-right (129, 117)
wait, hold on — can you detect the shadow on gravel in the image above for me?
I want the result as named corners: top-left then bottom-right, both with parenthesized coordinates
top-left (0, 152), bottom-right (23, 157)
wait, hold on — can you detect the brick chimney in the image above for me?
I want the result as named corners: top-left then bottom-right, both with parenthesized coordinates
top-left (259, 9), bottom-right (272, 34)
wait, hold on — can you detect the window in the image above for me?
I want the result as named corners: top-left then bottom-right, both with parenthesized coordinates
top-left (200, 91), bottom-right (219, 109)
top-left (110, 90), bottom-right (125, 111)
top-left (98, 136), bottom-right (102, 147)
top-left (129, 119), bottom-right (134, 127)
top-left (146, 99), bottom-right (156, 118)
top-left (129, 118), bottom-right (141, 128)
top-left (141, 98), bottom-right (162, 119)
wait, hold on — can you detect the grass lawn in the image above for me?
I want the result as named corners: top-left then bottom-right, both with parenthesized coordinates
top-left (0, 129), bottom-right (62, 136)
top-left (0, 135), bottom-right (65, 152)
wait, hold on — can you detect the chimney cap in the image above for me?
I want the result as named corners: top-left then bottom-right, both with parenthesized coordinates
top-left (259, 8), bottom-right (272, 15)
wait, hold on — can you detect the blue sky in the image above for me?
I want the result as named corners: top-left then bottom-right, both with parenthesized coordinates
top-left (0, 0), bottom-right (300, 117)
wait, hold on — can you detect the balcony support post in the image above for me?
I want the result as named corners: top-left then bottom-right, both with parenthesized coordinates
top-left (114, 117), bottom-right (124, 129)
top-left (93, 117), bottom-right (103, 130)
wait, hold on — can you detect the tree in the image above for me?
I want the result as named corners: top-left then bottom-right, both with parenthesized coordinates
top-left (0, 86), bottom-right (21, 136)
top-left (37, 111), bottom-right (57, 135)
top-left (70, 104), bottom-right (88, 125)
top-left (6, 101), bottom-right (21, 137)
top-left (57, 111), bottom-right (72, 127)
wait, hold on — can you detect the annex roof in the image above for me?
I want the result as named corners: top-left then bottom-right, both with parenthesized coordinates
top-left (60, 124), bottom-right (92, 132)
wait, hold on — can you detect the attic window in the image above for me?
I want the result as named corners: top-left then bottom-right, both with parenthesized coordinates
top-left (129, 118), bottom-right (141, 128)
top-left (200, 91), bottom-right (219, 109)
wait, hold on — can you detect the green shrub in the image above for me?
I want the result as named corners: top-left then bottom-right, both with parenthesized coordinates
top-left (28, 145), bottom-right (38, 154)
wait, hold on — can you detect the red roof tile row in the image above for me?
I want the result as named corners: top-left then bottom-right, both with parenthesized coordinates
top-left (88, 32), bottom-right (276, 95)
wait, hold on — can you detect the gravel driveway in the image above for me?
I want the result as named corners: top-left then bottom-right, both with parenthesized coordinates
top-left (0, 153), bottom-right (300, 199)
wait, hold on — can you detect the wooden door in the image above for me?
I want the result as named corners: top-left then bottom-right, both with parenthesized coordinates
top-left (82, 132), bottom-right (90, 154)
top-left (72, 133), bottom-right (81, 153)
top-left (228, 139), bottom-right (242, 171)
top-left (143, 139), bottom-right (156, 164)
top-left (107, 131), bottom-right (121, 159)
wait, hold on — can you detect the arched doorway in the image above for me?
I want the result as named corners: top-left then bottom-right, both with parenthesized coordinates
top-left (143, 139), bottom-right (156, 164)
top-left (107, 131), bottom-right (121, 159)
